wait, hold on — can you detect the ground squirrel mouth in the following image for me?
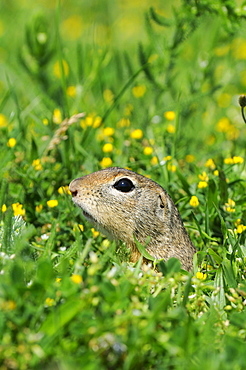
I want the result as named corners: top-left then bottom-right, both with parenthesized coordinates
top-left (71, 190), bottom-right (78, 197)
top-left (83, 210), bottom-right (95, 222)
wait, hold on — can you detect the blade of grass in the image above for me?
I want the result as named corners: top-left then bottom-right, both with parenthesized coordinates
top-left (55, 0), bottom-right (69, 117)
top-left (101, 63), bottom-right (150, 123)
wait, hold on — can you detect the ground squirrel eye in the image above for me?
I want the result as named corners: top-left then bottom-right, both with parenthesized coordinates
top-left (113, 178), bottom-right (135, 192)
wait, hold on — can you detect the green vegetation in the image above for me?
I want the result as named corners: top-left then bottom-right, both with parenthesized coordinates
top-left (0, 0), bottom-right (246, 368)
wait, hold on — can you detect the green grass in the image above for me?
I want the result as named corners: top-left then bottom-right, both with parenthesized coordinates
top-left (0, 0), bottom-right (246, 368)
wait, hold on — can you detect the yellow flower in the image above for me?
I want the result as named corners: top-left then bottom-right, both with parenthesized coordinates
top-left (167, 163), bottom-right (177, 172)
top-left (101, 239), bottom-right (111, 249)
top-left (195, 272), bottom-right (207, 280)
top-left (132, 85), bottom-right (146, 98)
top-left (80, 115), bottom-right (102, 129)
top-left (43, 118), bottom-right (49, 125)
top-left (73, 223), bottom-right (84, 232)
top-left (198, 172), bottom-right (209, 182)
top-left (205, 158), bottom-right (216, 170)
top-left (32, 159), bottom-right (43, 171)
top-left (78, 224), bottom-right (84, 232)
top-left (53, 60), bottom-right (69, 78)
top-left (58, 186), bottom-right (70, 195)
top-left (151, 156), bottom-right (158, 165)
top-left (163, 155), bottom-right (172, 161)
top-left (66, 85), bottom-right (76, 97)
top-left (2, 300), bottom-right (16, 311)
top-left (213, 170), bottom-right (219, 176)
top-left (62, 15), bottom-right (84, 40)
top-left (232, 156), bottom-right (244, 164)
top-left (7, 138), bottom-right (16, 148)
top-left (102, 143), bottom-right (113, 153)
top-left (232, 38), bottom-right (246, 59)
top-left (1, 204), bottom-right (7, 213)
top-left (56, 278), bottom-right (62, 283)
top-left (58, 186), bottom-right (64, 195)
top-left (164, 111), bottom-right (176, 121)
top-left (117, 118), bottom-right (131, 127)
top-left (130, 129), bottom-right (143, 139)
top-left (47, 200), bottom-right (58, 208)
top-left (124, 104), bottom-right (133, 116)
top-left (35, 204), bottom-right (43, 212)
top-left (103, 127), bottom-right (115, 136)
top-left (53, 108), bottom-right (62, 124)
top-left (214, 45), bottom-right (230, 57)
top-left (216, 117), bottom-right (231, 132)
top-left (100, 157), bottom-right (112, 168)
top-left (12, 203), bottom-right (25, 216)
top-left (71, 274), bottom-right (83, 284)
top-left (144, 146), bottom-right (153, 155)
top-left (91, 228), bottom-right (100, 238)
top-left (234, 219), bottom-right (241, 227)
top-left (225, 198), bottom-right (236, 213)
top-left (45, 297), bottom-right (55, 306)
top-left (236, 224), bottom-right (246, 234)
top-left (103, 89), bottom-right (114, 103)
top-left (224, 156), bottom-right (244, 165)
top-left (190, 196), bottom-right (199, 207)
top-left (224, 157), bottom-right (234, 165)
top-left (0, 114), bottom-right (8, 128)
top-left (148, 54), bottom-right (158, 63)
top-left (185, 154), bottom-right (195, 163)
top-left (93, 116), bottom-right (102, 128)
top-left (226, 127), bottom-right (240, 141)
top-left (167, 124), bottom-right (176, 134)
top-left (198, 181), bottom-right (208, 189)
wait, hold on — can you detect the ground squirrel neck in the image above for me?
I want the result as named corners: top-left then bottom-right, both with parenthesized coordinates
top-left (69, 167), bottom-right (196, 271)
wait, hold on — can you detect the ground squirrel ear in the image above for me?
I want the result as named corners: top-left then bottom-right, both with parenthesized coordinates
top-left (158, 195), bottom-right (165, 209)
top-left (156, 194), bottom-right (165, 221)
top-left (156, 192), bottom-right (173, 221)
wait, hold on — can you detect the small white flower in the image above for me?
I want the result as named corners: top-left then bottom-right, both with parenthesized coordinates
top-left (41, 234), bottom-right (49, 240)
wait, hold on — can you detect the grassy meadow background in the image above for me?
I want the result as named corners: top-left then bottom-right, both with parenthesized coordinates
top-left (0, 0), bottom-right (246, 368)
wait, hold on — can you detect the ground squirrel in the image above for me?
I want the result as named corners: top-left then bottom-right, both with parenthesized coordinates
top-left (69, 167), bottom-right (196, 271)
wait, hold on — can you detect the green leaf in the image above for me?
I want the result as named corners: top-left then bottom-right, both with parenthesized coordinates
top-left (159, 258), bottom-right (181, 276)
top-left (10, 264), bottom-right (25, 285)
top-left (230, 311), bottom-right (246, 329)
top-left (36, 259), bottom-right (55, 286)
top-left (207, 248), bottom-right (223, 265)
top-left (192, 212), bottom-right (207, 246)
top-left (149, 289), bottom-right (172, 313)
top-left (213, 267), bottom-right (226, 311)
top-left (39, 297), bottom-right (84, 336)
top-left (182, 275), bottom-right (193, 307)
top-left (208, 179), bottom-right (218, 209)
top-left (218, 170), bottom-right (228, 204)
top-left (30, 137), bottom-right (39, 161)
top-left (213, 204), bottom-right (228, 241)
top-left (149, 7), bottom-right (172, 27)
top-left (222, 259), bottom-right (237, 289)
top-left (134, 236), bottom-right (156, 262)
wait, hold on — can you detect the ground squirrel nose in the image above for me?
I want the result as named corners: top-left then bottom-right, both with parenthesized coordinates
top-left (69, 180), bottom-right (78, 197)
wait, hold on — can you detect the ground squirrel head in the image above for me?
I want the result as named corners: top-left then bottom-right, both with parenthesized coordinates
top-left (69, 167), bottom-right (195, 271)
